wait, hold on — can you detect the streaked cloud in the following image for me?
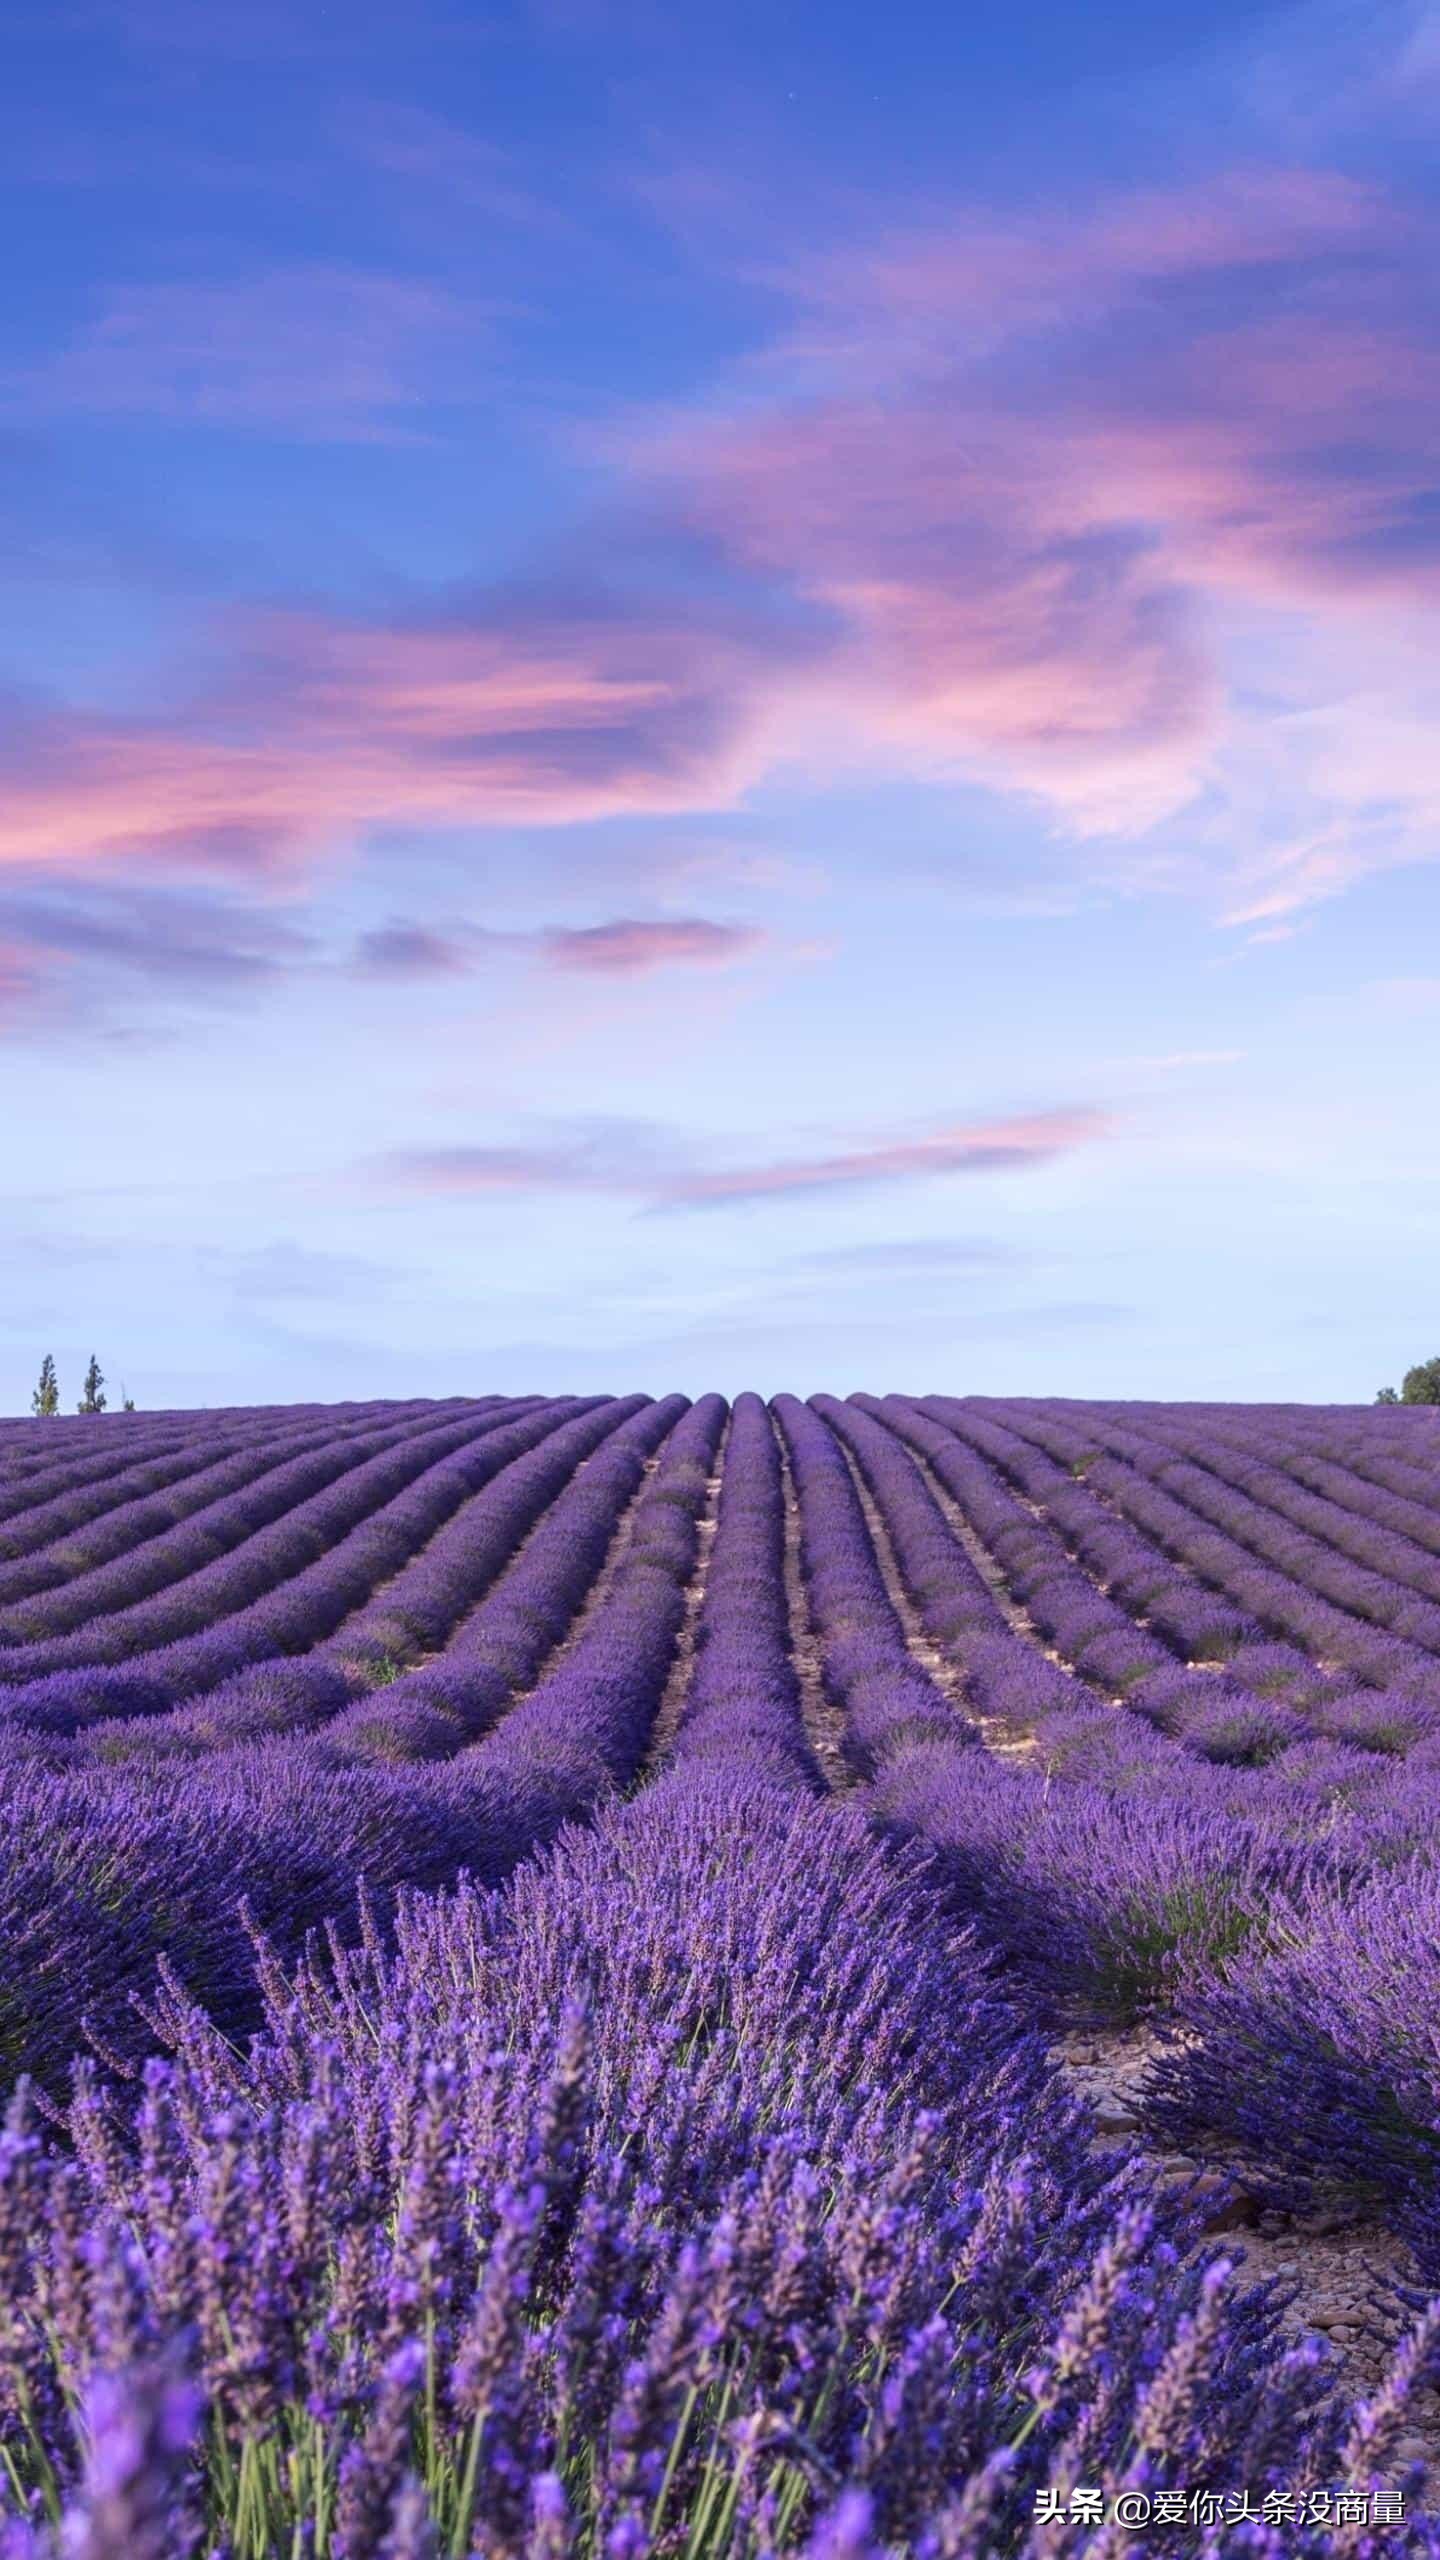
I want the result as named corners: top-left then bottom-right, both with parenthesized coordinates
top-left (539, 917), bottom-right (763, 973)
top-left (0, 881), bottom-right (319, 1032)
top-left (351, 911), bottom-right (765, 979)
top-left (375, 1104), bottom-right (1112, 1211)
top-left (0, 587), bottom-right (833, 875)
top-left (6, 159), bottom-right (1439, 917)
top-left (1, 264), bottom-right (501, 443)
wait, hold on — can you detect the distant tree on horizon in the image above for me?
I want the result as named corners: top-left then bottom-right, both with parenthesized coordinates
top-left (30, 1354), bottom-right (59, 1418)
top-left (77, 1355), bottom-right (107, 1416)
top-left (1376, 1357), bottom-right (1440, 1405)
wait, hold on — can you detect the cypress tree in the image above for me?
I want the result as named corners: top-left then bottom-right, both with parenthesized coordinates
top-left (31, 1354), bottom-right (59, 1418)
top-left (77, 1355), bottom-right (107, 1416)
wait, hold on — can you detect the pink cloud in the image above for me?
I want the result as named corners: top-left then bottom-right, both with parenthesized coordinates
top-left (539, 916), bottom-right (763, 973)
top-left (602, 163), bottom-right (1440, 852)
top-left (376, 1104), bottom-right (1112, 1209)
top-left (0, 597), bottom-right (826, 874)
top-left (659, 1109), bottom-right (1111, 1204)
top-left (7, 161), bottom-right (1439, 907)
top-left (774, 169), bottom-right (1397, 353)
top-left (632, 399), bottom-right (1218, 830)
top-left (0, 882), bottom-right (322, 1035)
top-left (350, 912), bottom-right (768, 978)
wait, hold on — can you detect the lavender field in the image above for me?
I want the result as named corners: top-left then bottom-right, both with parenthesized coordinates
top-left (5, 1389), bottom-right (1440, 2557)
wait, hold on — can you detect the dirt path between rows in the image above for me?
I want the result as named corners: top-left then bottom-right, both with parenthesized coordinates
top-left (495, 1440), bottom-right (673, 1722)
top-left (856, 1420), bottom-right (1043, 1762)
top-left (770, 1414), bottom-right (851, 1789)
top-left (829, 1435), bottom-right (975, 1726)
top-left (642, 1414), bottom-right (731, 1775)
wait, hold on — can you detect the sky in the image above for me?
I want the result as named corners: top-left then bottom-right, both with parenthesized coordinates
top-left (3, 0), bottom-right (1439, 1408)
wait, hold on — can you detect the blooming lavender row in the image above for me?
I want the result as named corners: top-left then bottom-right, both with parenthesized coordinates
top-left (1093, 1417), bottom-right (1440, 1655)
top-left (755, 1404), bottom-right (1323, 2018)
top-left (319, 1393), bottom-right (689, 1758)
top-left (0, 1400), bottom-right (717, 2082)
top-left (5, 1388), bottom-right (1440, 2552)
top-left (1086, 1427), bottom-right (1440, 1692)
top-left (324, 1395), bottom-right (660, 1693)
top-left (981, 1406), bottom-right (1377, 1711)
top-left (1088, 1397), bottom-right (1440, 1518)
top-left (845, 1401), bottom-right (1440, 2270)
top-left (666, 1390), bottom-right (819, 1786)
top-left (0, 1412), bottom-right (229, 1518)
top-left (0, 1399), bottom-right (460, 1599)
top-left (926, 1402), bottom-right (1267, 1669)
top-left (0, 1397), bottom-right (419, 1527)
top-left (0, 1406), bottom-right (296, 1547)
top-left (813, 1396), bottom-right (1118, 1737)
top-left (0, 1394), bottom-right (720, 2085)
top-left (50, 1402), bottom-right (687, 1774)
top-left (0, 1401), bottom-right (597, 1725)
top-left (793, 1405), bottom-right (1440, 2032)
top-left (1107, 1407), bottom-right (1440, 1620)
top-left (1116, 1401), bottom-right (1440, 1565)
top-left (859, 1397), bottom-right (1188, 1708)
top-left (771, 1394), bottom-right (975, 1773)
top-left (12, 1738), bottom-right (1429, 2560)
top-left (0, 1402), bottom-right (508, 1639)
top-left (897, 1403), bottom-right (1351, 1768)
top-left (915, 1403), bottom-right (1440, 1769)
top-left (972, 1402), bottom-right (1440, 1695)
top-left (432, 1389), bottom-right (728, 1801)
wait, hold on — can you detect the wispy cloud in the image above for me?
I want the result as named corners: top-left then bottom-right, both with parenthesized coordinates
top-left (351, 923), bottom-right (478, 979)
top-left (350, 912), bottom-right (767, 979)
top-left (0, 881), bottom-right (319, 1032)
top-left (614, 162), bottom-right (1440, 874)
top-left (539, 917), bottom-right (764, 973)
top-left (0, 585), bottom-right (832, 875)
top-left (374, 1105), bottom-right (1112, 1211)
top-left (330, 101), bottom-right (579, 240)
top-left (0, 883), bottom-right (315, 981)
top-left (0, 264), bottom-right (504, 443)
top-left (4, 153), bottom-right (1437, 921)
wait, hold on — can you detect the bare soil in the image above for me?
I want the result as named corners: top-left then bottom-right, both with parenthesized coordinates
top-left (642, 1416), bottom-right (730, 1776)
top-left (770, 1415), bottom-right (851, 1788)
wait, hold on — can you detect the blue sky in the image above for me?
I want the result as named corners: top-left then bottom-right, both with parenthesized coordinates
top-left (3, 0), bottom-right (1439, 1407)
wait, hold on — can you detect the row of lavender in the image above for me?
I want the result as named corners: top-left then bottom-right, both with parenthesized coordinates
top-left (4, 1389), bottom-right (1440, 2550)
top-left (788, 1397), bottom-right (1440, 2297)
top-left (4, 1389), bottom-right (1437, 2556)
top-left (4, 1378), bottom-right (1440, 2130)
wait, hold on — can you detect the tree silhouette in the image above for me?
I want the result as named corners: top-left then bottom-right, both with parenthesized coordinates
top-left (30, 1354), bottom-right (59, 1418)
top-left (77, 1355), bottom-right (107, 1415)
